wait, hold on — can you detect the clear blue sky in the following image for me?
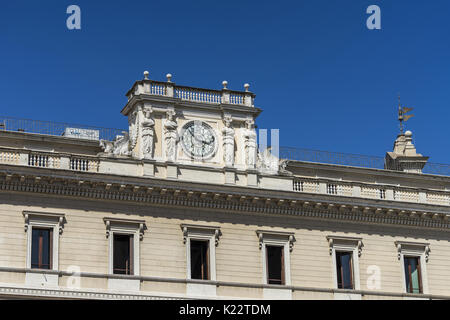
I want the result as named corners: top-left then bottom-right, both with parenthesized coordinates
top-left (1, 1), bottom-right (449, 162)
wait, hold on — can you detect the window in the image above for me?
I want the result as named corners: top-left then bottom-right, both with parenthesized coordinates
top-left (24, 211), bottom-right (65, 271)
top-left (327, 184), bottom-right (338, 195)
top-left (266, 245), bottom-right (285, 285)
top-left (404, 256), bottom-right (422, 294)
top-left (181, 224), bottom-right (221, 281)
top-left (190, 240), bottom-right (209, 280)
top-left (31, 228), bottom-right (53, 269)
top-left (395, 241), bottom-right (429, 294)
top-left (379, 189), bottom-right (386, 199)
top-left (335, 251), bottom-right (353, 289)
top-left (327, 236), bottom-right (362, 290)
top-left (257, 230), bottom-right (295, 286)
top-left (113, 234), bottom-right (133, 275)
top-left (104, 218), bottom-right (146, 276)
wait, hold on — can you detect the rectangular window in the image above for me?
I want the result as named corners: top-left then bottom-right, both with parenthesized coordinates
top-left (266, 245), bottom-right (285, 285)
top-left (404, 256), bottom-right (422, 294)
top-left (31, 228), bottom-right (52, 269)
top-left (336, 251), bottom-right (354, 289)
top-left (379, 189), bottom-right (386, 199)
top-left (190, 240), bottom-right (209, 280)
top-left (113, 234), bottom-right (133, 275)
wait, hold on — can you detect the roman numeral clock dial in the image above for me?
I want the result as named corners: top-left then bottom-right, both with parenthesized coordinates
top-left (180, 121), bottom-right (218, 160)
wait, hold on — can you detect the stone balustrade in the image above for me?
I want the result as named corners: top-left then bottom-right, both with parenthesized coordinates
top-left (127, 73), bottom-right (255, 107)
top-left (293, 178), bottom-right (450, 207)
top-left (1, 146), bottom-right (450, 207)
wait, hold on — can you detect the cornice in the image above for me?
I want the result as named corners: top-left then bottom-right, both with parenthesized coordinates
top-left (1, 165), bottom-right (450, 230)
top-left (122, 94), bottom-right (261, 117)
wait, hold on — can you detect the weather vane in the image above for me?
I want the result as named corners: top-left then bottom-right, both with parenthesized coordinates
top-left (397, 95), bottom-right (414, 134)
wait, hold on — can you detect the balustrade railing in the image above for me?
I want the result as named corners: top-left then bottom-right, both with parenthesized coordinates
top-left (28, 153), bottom-right (60, 168)
top-left (70, 157), bottom-right (99, 172)
top-left (128, 78), bottom-right (254, 107)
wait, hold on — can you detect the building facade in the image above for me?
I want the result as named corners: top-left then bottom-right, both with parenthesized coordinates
top-left (0, 73), bottom-right (449, 300)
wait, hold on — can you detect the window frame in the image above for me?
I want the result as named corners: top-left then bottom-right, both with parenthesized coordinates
top-left (327, 236), bottom-right (362, 290)
top-left (190, 239), bottom-right (210, 280)
top-left (181, 224), bottom-right (221, 281)
top-left (335, 250), bottom-right (354, 289)
top-left (104, 217), bottom-right (146, 276)
top-left (31, 227), bottom-right (53, 270)
top-left (257, 230), bottom-right (295, 286)
top-left (23, 211), bottom-right (65, 271)
top-left (112, 233), bottom-right (134, 275)
top-left (395, 241), bottom-right (430, 294)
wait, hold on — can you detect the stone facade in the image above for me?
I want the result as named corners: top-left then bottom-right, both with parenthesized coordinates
top-left (0, 73), bottom-right (449, 300)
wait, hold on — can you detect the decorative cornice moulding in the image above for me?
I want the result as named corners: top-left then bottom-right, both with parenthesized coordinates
top-left (1, 170), bottom-right (450, 231)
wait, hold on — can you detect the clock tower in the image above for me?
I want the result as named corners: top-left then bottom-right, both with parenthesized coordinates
top-left (104, 71), bottom-right (274, 184)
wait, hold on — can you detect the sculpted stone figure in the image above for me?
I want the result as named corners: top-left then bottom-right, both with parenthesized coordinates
top-left (128, 110), bottom-right (139, 153)
top-left (99, 132), bottom-right (131, 157)
top-left (164, 110), bottom-right (178, 162)
top-left (221, 116), bottom-right (235, 167)
top-left (112, 132), bottom-right (132, 156)
top-left (243, 119), bottom-right (257, 168)
top-left (99, 139), bottom-right (114, 154)
top-left (141, 107), bottom-right (155, 160)
top-left (257, 147), bottom-right (280, 174)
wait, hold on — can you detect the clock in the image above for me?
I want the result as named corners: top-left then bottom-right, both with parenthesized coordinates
top-left (180, 121), bottom-right (218, 159)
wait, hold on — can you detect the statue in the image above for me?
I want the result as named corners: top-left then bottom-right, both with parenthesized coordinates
top-left (141, 106), bottom-right (155, 160)
top-left (222, 115), bottom-right (235, 167)
top-left (128, 110), bottom-right (139, 153)
top-left (99, 139), bottom-right (114, 154)
top-left (243, 119), bottom-right (257, 168)
top-left (164, 110), bottom-right (178, 162)
top-left (112, 132), bottom-right (132, 156)
top-left (257, 147), bottom-right (280, 174)
top-left (99, 132), bottom-right (131, 156)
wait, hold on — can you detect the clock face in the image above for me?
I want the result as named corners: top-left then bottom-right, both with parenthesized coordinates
top-left (180, 121), bottom-right (217, 159)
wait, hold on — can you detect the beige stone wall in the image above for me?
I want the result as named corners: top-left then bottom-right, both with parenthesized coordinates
top-left (0, 191), bottom-right (449, 298)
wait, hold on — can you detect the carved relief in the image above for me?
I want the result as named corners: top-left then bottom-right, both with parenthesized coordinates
top-left (112, 132), bottom-right (132, 156)
top-left (99, 131), bottom-right (132, 157)
top-left (141, 106), bottom-right (155, 160)
top-left (164, 110), bottom-right (178, 162)
top-left (257, 147), bottom-right (279, 174)
top-left (128, 110), bottom-right (139, 152)
top-left (243, 119), bottom-right (257, 169)
top-left (222, 115), bottom-right (235, 167)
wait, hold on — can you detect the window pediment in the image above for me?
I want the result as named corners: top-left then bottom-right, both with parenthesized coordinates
top-left (23, 211), bottom-right (66, 234)
top-left (181, 224), bottom-right (221, 246)
top-left (256, 230), bottom-right (296, 252)
top-left (327, 235), bottom-right (363, 256)
top-left (395, 241), bottom-right (430, 262)
top-left (103, 217), bottom-right (146, 240)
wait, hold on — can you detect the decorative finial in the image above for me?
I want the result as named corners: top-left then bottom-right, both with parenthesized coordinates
top-left (166, 73), bottom-right (172, 82)
top-left (143, 71), bottom-right (149, 80)
top-left (244, 83), bottom-right (250, 92)
top-left (222, 80), bottom-right (228, 89)
top-left (397, 95), bottom-right (414, 134)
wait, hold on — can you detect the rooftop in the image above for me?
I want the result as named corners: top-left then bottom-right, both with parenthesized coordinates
top-left (1, 115), bottom-right (449, 177)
